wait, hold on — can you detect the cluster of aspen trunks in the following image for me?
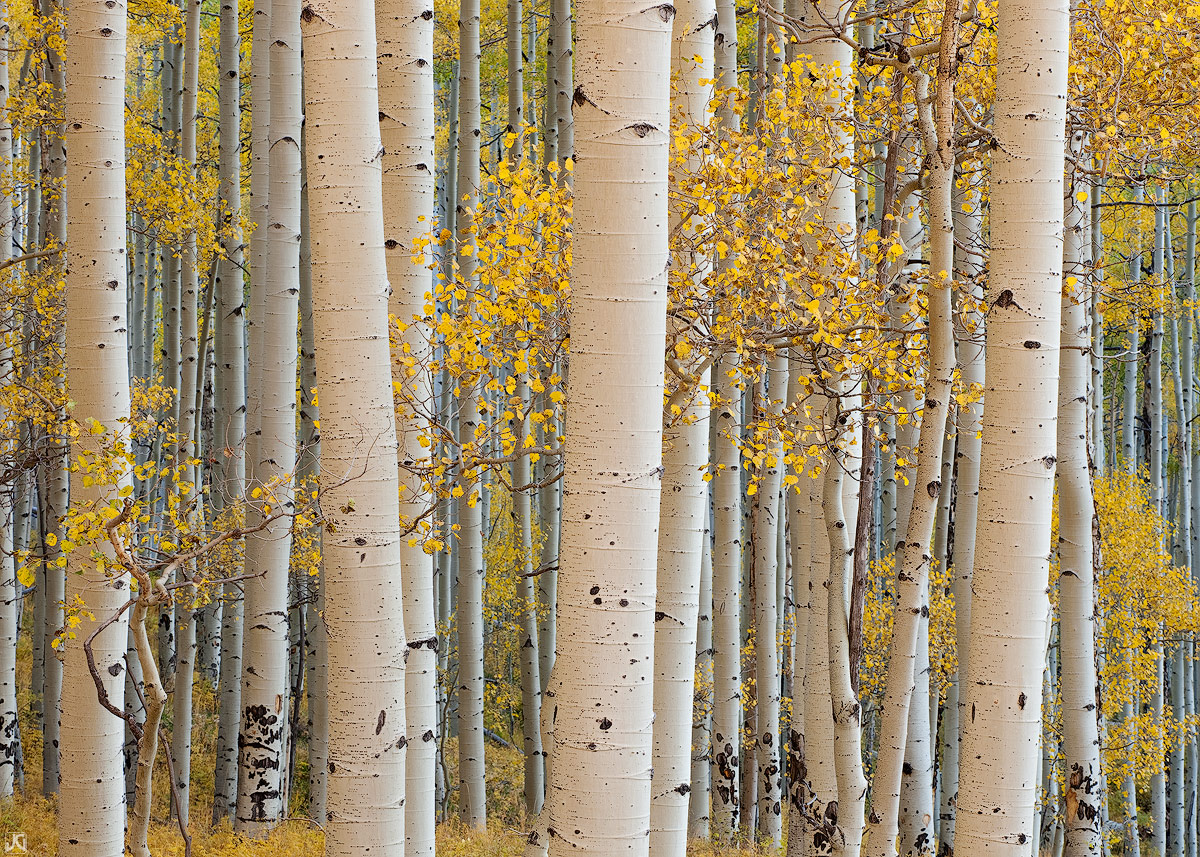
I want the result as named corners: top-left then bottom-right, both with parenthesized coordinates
top-left (2, 0), bottom-right (1199, 854)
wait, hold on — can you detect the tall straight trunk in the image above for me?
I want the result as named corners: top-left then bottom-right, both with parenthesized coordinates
top-left (708, 0), bottom-right (740, 835)
top-left (549, 0), bottom-right (571, 168)
top-left (212, 0), bottom-right (247, 821)
top-left (514, 378), bottom-right (545, 816)
top-left (543, 0), bottom-right (672, 850)
top-left (649, 0), bottom-right (714, 848)
top-left (785, 365), bottom-right (814, 857)
top-left (827, 407), bottom-right (868, 857)
top-left (298, 198), bottom-right (328, 823)
top-left (1121, 183), bottom-right (1144, 469)
top-left (456, 387), bottom-right (487, 828)
top-left (865, 13), bottom-right (959, 845)
top-left (938, 167), bottom-right (984, 857)
top-left (537, 452), bottom-right (560, 699)
top-left (376, 0), bottom-right (438, 843)
top-left (710, 363), bottom-right (743, 841)
top-left (953, 0), bottom-right (1068, 853)
top-left (896, 575), bottom-right (933, 857)
top-left (169, 0), bottom-right (202, 824)
top-left (301, 0), bottom-right (410, 848)
top-left (0, 4), bottom-right (14, 799)
top-left (751, 358), bottom-right (786, 848)
top-left (1149, 188), bottom-right (1167, 857)
top-left (236, 0), bottom-right (301, 829)
top-left (1057, 140), bottom-right (1103, 857)
top-left (57, 0), bottom-right (131, 847)
top-left (454, 0), bottom-right (486, 821)
top-left (689, 528), bottom-right (714, 839)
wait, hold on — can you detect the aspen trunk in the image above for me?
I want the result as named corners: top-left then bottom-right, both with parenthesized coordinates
top-left (0, 3), bottom-right (14, 800)
top-left (937, 165), bottom-right (984, 857)
top-left (649, 0), bottom-right (714, 846)
top-left (1058, 135), bottom-right (1102, 857)
top-left (514, 377), bottom-right (544, 816)
top-left (711, 362), bottom-right (743, 841)
top-left (212, 0), bottom-right (247, 821)
top-left (953, 1), bottom-right (1068, 854)
top-left (301, 0), bottom-right (410, 847)
top-left (57, 0), bottom-right (131, 846)
top-left (377, 0), bottom-right (438, 841)
top-left (751, 358), bottom-right (786, 848)
top-left (827, 408), bottom-right (868, 857)
top-left (236, 0), bottom-right (302, 828)
top-left (689, 528), bottom-right (714, 839)
top-left (543, 0), bottom-right (672, 849)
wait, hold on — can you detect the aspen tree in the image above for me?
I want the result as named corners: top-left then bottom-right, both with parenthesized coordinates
top-left (864, 6), bottom-right (959, 852)
top-left (689, 530), bottom-right (714, 839)
top-left (1056, 138), bottom-right (1103, 857)
top-left (543, 0), bottom-right (672, 848)
top-left (0, 0), bottom-right (14, 799)
top-left (212, 0), bottom-right (247, 821)
top-left (649, 0), bottom-right (714, 845)
top-left (709, 0), bottom-right (742, 835)
top-left (455, 0), bottom-right (487, 823)
top-left (750, 358), bottom-right (786, 848)
top-left (937, 166), bottom-right (984, 857)
top-left (56, 0), bottom-right (131, 846)
top-left (377, 0), bottom-right (439, 841)
top-left (236, 0), bottom-right (302, 828)
top-left (954, 1), bottom-right (1069, 854)
top-left (301, 0), bottom-right (410, 847)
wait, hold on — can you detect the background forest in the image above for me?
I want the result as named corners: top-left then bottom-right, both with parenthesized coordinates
top-left (0, 0), bottom-right (1195, 855)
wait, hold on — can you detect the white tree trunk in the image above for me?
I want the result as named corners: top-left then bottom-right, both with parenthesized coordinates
top-left (938, 165), bottom-right (984, 857)
top-left (376, 0), bottom-right (438, 843)
top-left (711, 361), bottom-right (743, 841)
top-left (689, 528), bottom-right (714, 839)
top-left (649, 0), bottom-right (714, 847)
top-left (953, 0), bottom-right (1068, 853)
top-left (57, 0), bottom-right (131, 846)
top-left (826, 411), bottom-right (868, 857)
top-left (751, 358), bottom-right (786, 848)
top-left (301, 0), bottom-right (409, 848)
top-left (236, 0), bottom-right (302, 829)
top-left (543, 0), bottom-right (672, 850)
top-left (1058, 134), bottom-right (1102, 857)
top-left (0, 2), bottom-right (15, 798)
top-left (212, 0), bottom-right (247, 822)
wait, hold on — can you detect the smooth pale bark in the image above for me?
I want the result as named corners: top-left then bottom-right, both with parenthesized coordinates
top-left (953, 0), bottom-right (1068, 853)
top-left (454, 0), bottom-right (486, 821)
top-left (168, 0), bottom-right (202, 824)
top-left (865, 17), bottom-right (958, 851)
top-left (514, 378), bottom-right (544, 816)
top-left (896, 578), bottom-right (933, 857)
top-left (710, 362), bottom-right (743, 841)
top-left (649, 0), bottom-right (714, 848)
top-left (377, 0), bottom-right (438, 844)
top-left (751, 359), bottom-right (786, 848)
top-left (549, 0), bottom-right (571, 168)
top-left (785, 367), bottom-right (814, 857)
top-left (689, 529), bottom-right (714, 839)
top-left (456, 388), bottom-right (487, 827)
top-left (937, 171), bottom-right (984, 857)
top-left (212, 0), bottom-right (246, 822)
top-left (1058, 137), bottom-right (1102, 857)
top-left (542, 0), bottom-right (672, 850)
top-left (0, 3), bottom-right (14, 799)
top-left (826, 411), bottom-right (868, 857)
top-left (708, 0), bottom-right (740, 837)
top-left (57, 0), bottom-right (131, 847)
top-left (236, 0), bottom-right (301, 829)
top-left (301, 0), bottom-right (409, 848)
